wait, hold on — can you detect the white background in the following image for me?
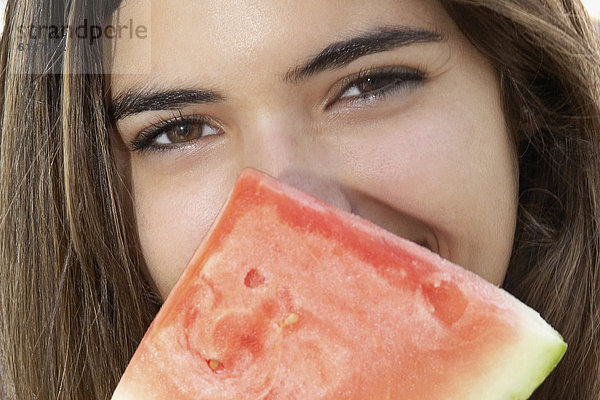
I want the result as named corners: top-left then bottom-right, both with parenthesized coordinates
top-left (583, 0), bottom-right (600, 18)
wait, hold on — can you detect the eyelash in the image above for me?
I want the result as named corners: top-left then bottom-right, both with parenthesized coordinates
top-left (330, 66), bottom-right (425, 108)
top-left (131, 112), bottom-right (222, 152)
top-left (131, 66), bottom-right (425, 152)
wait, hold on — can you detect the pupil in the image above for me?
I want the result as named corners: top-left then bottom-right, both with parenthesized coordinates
top-left (176, 124), bottom-right (191, 137)
top-left (360, 76), bottom-right (394, 92)
top-left (167, 123), bottom-right (193, 142)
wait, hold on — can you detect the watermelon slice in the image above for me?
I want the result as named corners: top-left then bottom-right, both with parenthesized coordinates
top-left (112, 167), bottom-right (566, 400)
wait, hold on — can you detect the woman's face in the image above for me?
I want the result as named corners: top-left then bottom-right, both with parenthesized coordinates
top-left (109, 0), bottom-right (518, 299)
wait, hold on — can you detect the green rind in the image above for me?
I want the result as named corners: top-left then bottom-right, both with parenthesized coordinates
top-left (509, 332), bottom-right (566, 400)
top-left (468, 296), bottom-right (567, 400)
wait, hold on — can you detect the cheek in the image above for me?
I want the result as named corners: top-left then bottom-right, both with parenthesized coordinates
top-left (332, 101), bottom-right (517, 284)
top-left (131, 156), bottom-right (234, 298)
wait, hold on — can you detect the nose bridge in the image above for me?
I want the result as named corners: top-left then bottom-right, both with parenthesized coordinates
top-left (241, 108), bottom-right (301, 179)
top-left (239, 109), bottom-right (353, 213)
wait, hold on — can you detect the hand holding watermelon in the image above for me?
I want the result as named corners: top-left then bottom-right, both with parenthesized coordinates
top-left (112, 168), bottom-right (566, 400)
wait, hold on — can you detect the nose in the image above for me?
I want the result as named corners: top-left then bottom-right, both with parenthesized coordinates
top-left (239, 116), bottom-right (353, 213)
top-left (274, 169), bottom-right (353, 213)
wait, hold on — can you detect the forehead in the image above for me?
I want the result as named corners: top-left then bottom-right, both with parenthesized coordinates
top-left (107, 0), bottom-right (457, 92)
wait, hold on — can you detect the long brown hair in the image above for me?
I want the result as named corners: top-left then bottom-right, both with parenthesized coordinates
top-left (0, 1), bottom-right (160, 399)
top-left (0, 0), bottom-right (599, 399)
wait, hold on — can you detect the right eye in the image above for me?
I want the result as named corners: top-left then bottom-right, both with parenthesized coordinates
top-left (132, 115), bottom-right (224, 152)
top-left (153, 121), bottom-right (220, 145)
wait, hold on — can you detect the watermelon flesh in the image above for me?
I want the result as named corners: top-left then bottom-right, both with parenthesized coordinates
top-left (112, 167), bottom-right (566, 400)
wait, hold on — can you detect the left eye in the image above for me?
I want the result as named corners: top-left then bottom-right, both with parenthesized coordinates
top-left (154, 122), bottom-right (220, 145)
top-left (335, 68), bottom-right (425, 104)
top-left (340, 76), bottom-right (402, 98)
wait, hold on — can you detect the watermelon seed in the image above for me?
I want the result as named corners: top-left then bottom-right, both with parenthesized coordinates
top-left (282, 313), bottom-right (299, 327)
top-left (207, 358), bottom-right (223, 372)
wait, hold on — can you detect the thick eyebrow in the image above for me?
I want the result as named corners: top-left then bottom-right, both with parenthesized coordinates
top-left (108, 87), bottom-right (225, 121)
top-left (108, 26), bottom-right (443, 121)
top-left (283, 26), bottom-right (444, 84)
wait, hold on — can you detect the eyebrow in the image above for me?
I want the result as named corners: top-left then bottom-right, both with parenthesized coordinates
top-left (108, 26), bottom-right (443, 121)
top-left (283, 26), bottom-right (444, 84)
top-left (108, 88), bottom-right (225, 121)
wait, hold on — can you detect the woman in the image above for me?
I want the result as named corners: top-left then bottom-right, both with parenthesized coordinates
top-left (0, 0), bottom-right (598, 399)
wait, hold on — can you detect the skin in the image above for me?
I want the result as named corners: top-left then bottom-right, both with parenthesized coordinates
top-left (108, 0), bottom-right (518, 300)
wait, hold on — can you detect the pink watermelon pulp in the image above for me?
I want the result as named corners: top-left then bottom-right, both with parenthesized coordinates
top-left (112, 167), bottom-right (566, 400)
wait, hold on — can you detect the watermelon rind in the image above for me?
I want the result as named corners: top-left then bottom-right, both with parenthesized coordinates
top-left (468, 299), bottom-right (566, 400)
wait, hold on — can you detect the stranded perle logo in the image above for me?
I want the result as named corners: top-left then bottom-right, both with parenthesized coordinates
top-left (12, 6), bottom-right (151, 74)
top-left (17, 15), bottom-right (147, 49)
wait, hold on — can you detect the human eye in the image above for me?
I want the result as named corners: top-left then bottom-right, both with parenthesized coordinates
top-left (330, 66), bottom-right (426, 108)
top-left (131, 113), bottom-right (224, 152)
